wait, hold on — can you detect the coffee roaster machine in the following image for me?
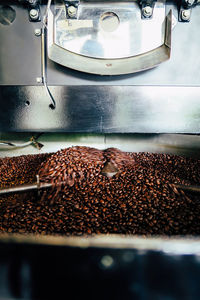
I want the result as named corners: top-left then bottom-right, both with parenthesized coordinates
top-left (1, 0), bottom-right (200, 299)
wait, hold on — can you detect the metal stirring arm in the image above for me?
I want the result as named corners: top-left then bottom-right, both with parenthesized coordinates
top-left (0, 176), bottom-right (52, 196)
top-left (0, 162), bottom-right (120, 196)
top-left (1, 177), bottom-right (200, 196)
top-left (0, 158), bottom-right (121, 196)
top-left (174, 183), bottom-right (200, 194)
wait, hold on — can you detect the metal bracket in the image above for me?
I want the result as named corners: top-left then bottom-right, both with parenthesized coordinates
top-left (64, 0), bottom-right (80, 19)
top-left (20, 0), bottom-right (41, 22)
top-left (178, 0), bottom-right (198, 22)
top-left (140, 0), bottom-right (156, 19)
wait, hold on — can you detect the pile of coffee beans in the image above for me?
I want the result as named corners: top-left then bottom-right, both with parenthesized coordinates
top-left (0, 146), bottom-right (200, 235)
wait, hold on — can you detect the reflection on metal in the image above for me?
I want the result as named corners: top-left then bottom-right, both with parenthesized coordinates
top-left (1, 85), bottom-right (200, 132)
top-left (48, 1), bottom-right (172, 75)
top-left (0, 234), bottom-right (200, 255)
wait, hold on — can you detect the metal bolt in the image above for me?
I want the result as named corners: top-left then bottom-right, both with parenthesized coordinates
top-left (34, 28), bottom-right (41, 36)
top-left (36, 77), bottom-right (43, 83)
top-left (143, 6), bottom-right (153, 18)
top-left (29, 9), bottom-right (39, 20)
top-left (67, 5), bottom-right (77, 17)
top-left (181, 9), bottom-right (191, 21)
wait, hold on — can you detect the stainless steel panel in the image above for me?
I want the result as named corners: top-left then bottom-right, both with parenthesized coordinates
top-left (0, 3), bottom-right (200, 85)
top-left (1, 85), bottom-right (200, 132)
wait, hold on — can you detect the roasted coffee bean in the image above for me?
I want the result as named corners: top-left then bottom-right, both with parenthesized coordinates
top-left (0, 147), bottom-right (200, 235)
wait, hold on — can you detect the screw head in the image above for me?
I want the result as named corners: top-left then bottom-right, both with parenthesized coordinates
top-left (67, 5), bottom-right (77, 17)
top-left (143, 6), bottom-right (153, 18)
top-left (29, 9), bottom-right (39, 20)
top-left (36, 77), bottom-right (43, 83)
top-left (34, 28), bottom-right (41, 36)
top-left (181, 9), bottom-right (191, 21)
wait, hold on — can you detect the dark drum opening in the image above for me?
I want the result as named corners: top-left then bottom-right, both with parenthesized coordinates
top-left (0, 5), bottom-right (16, 26)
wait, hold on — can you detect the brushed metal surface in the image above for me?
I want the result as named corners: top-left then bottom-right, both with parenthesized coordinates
top-left (1, 85), bottom-right (200, 132)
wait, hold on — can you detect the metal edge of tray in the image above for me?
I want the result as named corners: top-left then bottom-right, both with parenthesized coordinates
top-left (48, 10), bottom-right (171, 75)
top-left (0, 234), bottom-right (200, 255)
